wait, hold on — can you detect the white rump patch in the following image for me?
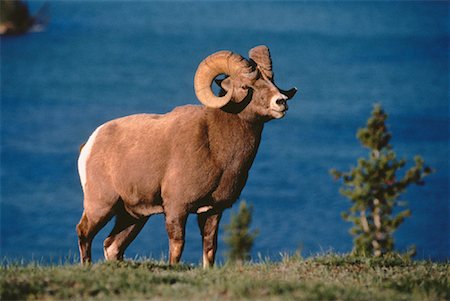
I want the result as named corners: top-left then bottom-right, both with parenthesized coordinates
top-left (78, 125), bottom-right (104, 189)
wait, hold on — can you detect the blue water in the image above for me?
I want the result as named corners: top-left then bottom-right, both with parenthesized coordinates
top-left (1, 1), bottom-right (448, 263)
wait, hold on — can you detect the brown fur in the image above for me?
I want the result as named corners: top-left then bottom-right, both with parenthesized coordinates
top-left (77, 47), bottom-right (297, 266)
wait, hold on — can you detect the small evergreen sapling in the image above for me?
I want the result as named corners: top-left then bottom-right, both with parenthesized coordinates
top-left (331, 104), bottom-right (432, 257)
top-left (223, 200), bottom-right (259, 263)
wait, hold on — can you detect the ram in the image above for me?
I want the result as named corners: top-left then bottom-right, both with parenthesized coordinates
top-left (76, 45), bottom-right (297, 267)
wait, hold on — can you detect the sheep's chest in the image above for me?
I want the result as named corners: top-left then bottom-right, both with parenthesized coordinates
top-left (210, 146), bottom-right (258, 207)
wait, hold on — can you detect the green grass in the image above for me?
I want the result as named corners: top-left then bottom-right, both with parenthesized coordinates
top-left (1, 254), bottom-right (449, 300)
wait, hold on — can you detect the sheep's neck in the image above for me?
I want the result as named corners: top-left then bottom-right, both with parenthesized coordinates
top-left (202, 108), bottom-right (263, 207)
top-left (206, 108), bottom-right (263, 173)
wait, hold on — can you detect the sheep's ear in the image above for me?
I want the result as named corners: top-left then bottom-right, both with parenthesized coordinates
top-left (215, 77), bottom-right (232, 92)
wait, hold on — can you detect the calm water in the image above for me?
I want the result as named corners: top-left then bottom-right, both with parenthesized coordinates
top-left (1, 1), bottom-right (448, 263)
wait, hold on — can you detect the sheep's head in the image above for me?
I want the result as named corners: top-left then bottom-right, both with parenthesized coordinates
top-left (194, 45), bottom-right (297, 120)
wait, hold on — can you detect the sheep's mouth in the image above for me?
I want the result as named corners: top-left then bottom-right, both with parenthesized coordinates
top-left (271, 107), bottom-right (288, 119)
top-left (271, 103), bottom-right (289, 119)
top-left (270, 97), bottom-right (289, 119)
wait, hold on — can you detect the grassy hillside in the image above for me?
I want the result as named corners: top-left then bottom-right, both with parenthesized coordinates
top-left (1, 254), bottom-right (448, 300)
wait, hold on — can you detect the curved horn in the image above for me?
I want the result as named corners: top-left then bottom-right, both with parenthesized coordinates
top-left (194, 50), bottom-right (254, 108)
top-left (279, 87), bottom-right (297, 100)
top-left (249, 45), bottom-right (273, 79)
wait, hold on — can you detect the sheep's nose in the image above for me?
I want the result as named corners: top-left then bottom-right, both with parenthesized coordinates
top-left (276, 98), bottom-right (286, 105)
top-left (275, 98), bottom-right (288, 111)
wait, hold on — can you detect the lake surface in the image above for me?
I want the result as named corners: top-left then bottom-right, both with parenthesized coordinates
top-left (1, 1), bottom-right (448, 263)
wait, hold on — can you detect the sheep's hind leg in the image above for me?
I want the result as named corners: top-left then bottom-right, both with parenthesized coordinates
top-left (76, 207), bottom-right (115, 264)
top-left (103, 204), bottom-right (149, 261)
top-left (197, 212), bottom-right (222, 268)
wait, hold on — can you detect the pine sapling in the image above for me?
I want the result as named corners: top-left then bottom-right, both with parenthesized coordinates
top-left (331, 104), bottom-right (432, 257)
top-left (223, 200), bottom-right (259, 263)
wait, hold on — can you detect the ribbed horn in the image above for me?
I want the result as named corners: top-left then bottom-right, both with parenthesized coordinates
top-left (194, 50), bottom-right (254, 108)
top-left (249, 45), bottom-right (273, 79)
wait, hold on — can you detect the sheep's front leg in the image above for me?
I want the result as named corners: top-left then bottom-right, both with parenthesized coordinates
top-left (165, 212), bottom-right (188, 265)
top-left (198, 212), bottom-right (222, 268)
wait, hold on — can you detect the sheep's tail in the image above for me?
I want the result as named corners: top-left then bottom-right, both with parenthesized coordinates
top-left (79, 142), bottom-right (86, 153)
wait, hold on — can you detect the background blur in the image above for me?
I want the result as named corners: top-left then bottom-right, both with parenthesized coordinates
top-left (1, 1), bottom-right (448, 263)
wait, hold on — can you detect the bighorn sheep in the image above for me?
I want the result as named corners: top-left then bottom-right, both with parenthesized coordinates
top-left (76, 45), bottom-right (297, 267)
